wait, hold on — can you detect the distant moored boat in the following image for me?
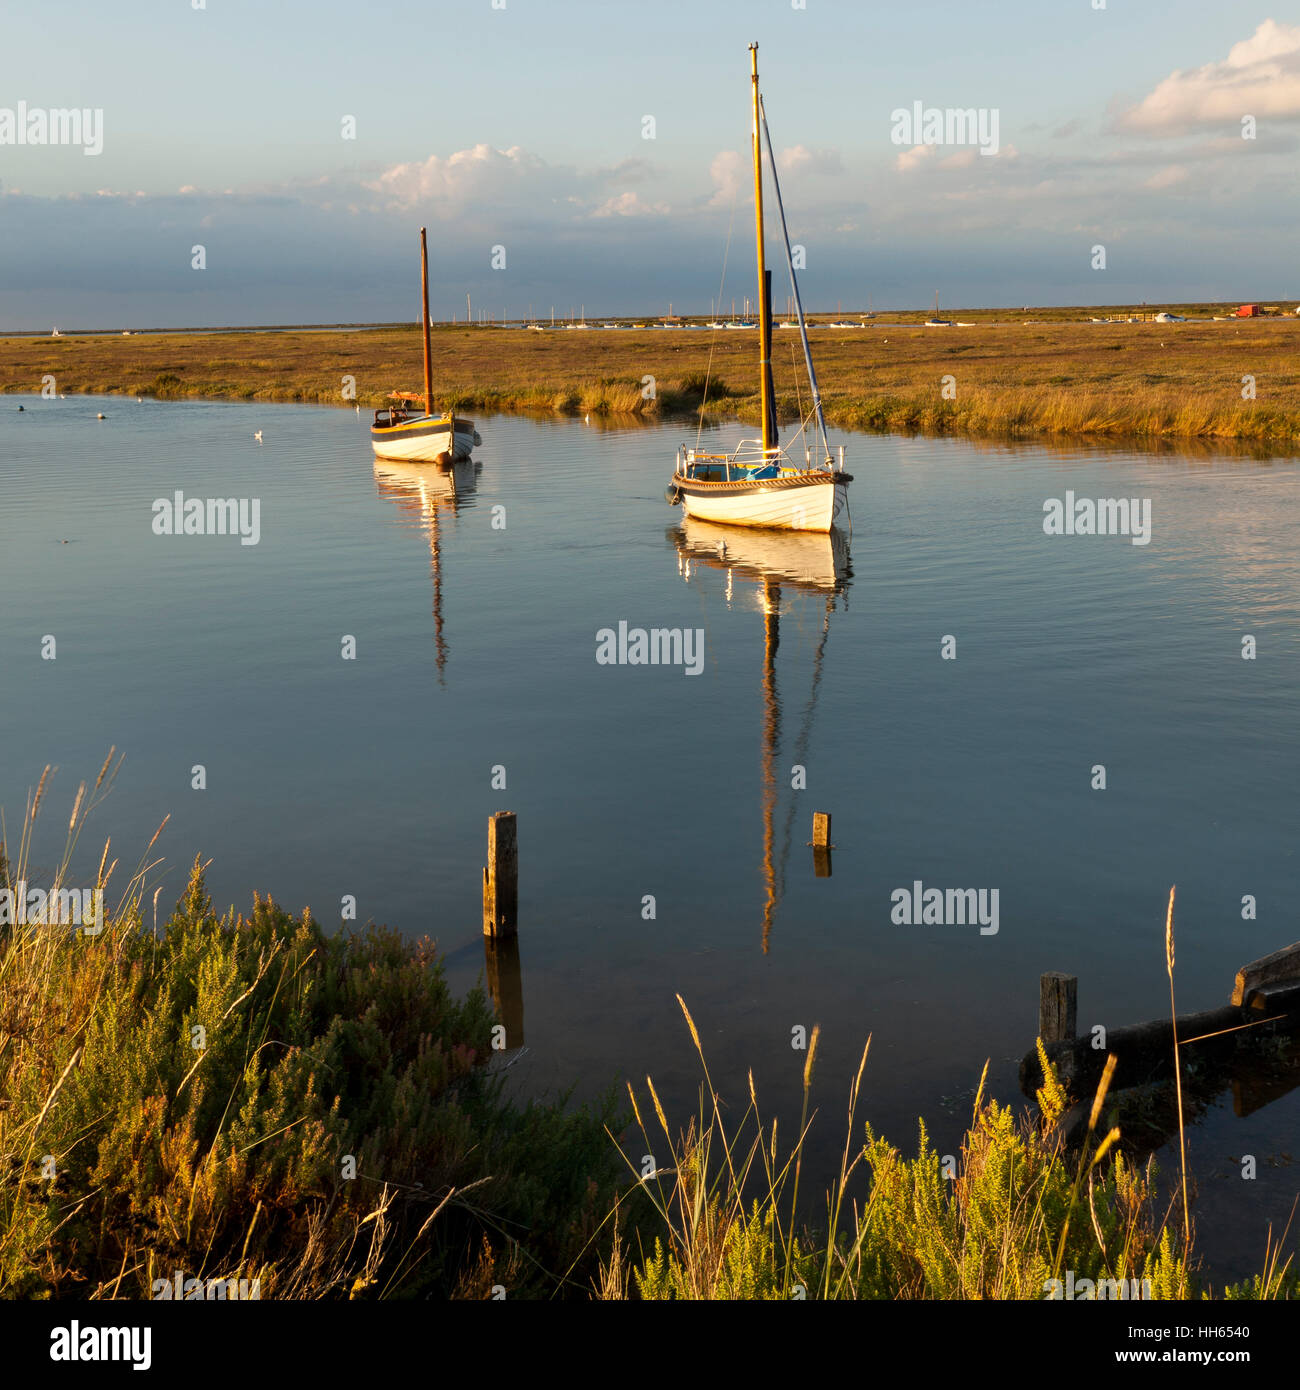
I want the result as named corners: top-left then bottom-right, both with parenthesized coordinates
top-left (371, 228), bottom-right (480, 465)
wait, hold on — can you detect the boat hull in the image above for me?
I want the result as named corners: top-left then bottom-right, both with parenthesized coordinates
top-left (674, 471), bottom-right (849, 533)
top-left (371, 415), bottom-right (479, 463)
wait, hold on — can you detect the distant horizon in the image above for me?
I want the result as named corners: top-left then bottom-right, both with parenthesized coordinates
top-left (8, 293), bottom-right (1299, 338)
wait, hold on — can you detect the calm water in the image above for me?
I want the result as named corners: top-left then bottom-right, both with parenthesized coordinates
top-left (3, 394), bottom-right (1298, 1276)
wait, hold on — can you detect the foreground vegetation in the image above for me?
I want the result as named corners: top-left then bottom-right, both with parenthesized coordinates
top-left (0, 759), bottom-right (620, 1299)
top-left (2, 763), bottom-right (1295, 1299)
top-left (4, 313), bottom-right (1300, 447)
top-left (601, 1002), bottom-right (1297, 1301)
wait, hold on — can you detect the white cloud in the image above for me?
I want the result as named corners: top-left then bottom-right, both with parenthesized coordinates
top-left (708, 149), bottom-right (745, 206)
top-left (365, 143), bottom-right (549, 210)
top-left (895, 143), bottom-right (935, 173)
top-left (590, 191), bottom-right (669, 218)
top-left (1122, 19), bottom-right (1300, 134)
top-left (777, 144), bottom-right (843, 175)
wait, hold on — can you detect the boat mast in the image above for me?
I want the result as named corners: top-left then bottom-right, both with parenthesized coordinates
top-left (420, 227), bottom-right (434, 417)
top-left (759, 96), bottom-right (834, 465)
top-left (750, 43), bottom-right (773, 457)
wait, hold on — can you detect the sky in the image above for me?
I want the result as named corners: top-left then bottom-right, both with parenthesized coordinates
top-left (1, 0), bottom-right (1298, 328)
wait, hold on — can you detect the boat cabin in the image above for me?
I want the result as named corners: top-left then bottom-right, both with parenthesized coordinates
top-left (685, 454), bottom-right (781, 482)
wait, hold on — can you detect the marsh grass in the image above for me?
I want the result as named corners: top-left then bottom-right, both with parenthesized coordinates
top-left (0, 762), bottom-right (622, 1300)
top-left (603, 995), bottom-right (1298, 1300)
top-left (5, 319), bottom-right (1299, 446)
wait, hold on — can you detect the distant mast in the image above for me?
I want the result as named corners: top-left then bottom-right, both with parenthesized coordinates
top-left (420, 227), bottom-right (433, 417)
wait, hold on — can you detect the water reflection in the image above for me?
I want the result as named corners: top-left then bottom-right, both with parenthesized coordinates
top-left (671, 519), bottom-right (852, 951)
top-left (373, 457), bottom-right (479, 683)
top-left (1067, 1029), bottom-right (1300, 1160)
top-left (484, 933), bottom-right (525, 1050)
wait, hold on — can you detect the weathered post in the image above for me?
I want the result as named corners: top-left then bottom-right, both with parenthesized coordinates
top-left (811, 812), bottom-right (832, 878)
top-left (483, 811), bottom-right (518, 938)
top-left (1039, 972), bottom-right (1077, 1044)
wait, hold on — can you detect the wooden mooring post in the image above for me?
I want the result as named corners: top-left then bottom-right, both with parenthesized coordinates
top-left (1039, 972), bottom-right (1077, 1045)
top-left (811, 812), bottom-right (833, 878)
top-left (483, 811), bottom-right (518, 938)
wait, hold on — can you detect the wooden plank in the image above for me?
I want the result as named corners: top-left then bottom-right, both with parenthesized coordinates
top-left (1243, 981), bottom-right (1300, 1014)
top-left (1038, 973), bottom-right (1077, 1045)
top-left (1231, 941), bottom-right (1300, 1006)
top-left (812, 812), bottom-right (831, 847)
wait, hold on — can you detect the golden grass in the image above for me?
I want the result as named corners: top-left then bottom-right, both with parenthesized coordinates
top-left (3, 317), bottom-right (1300, 445)
top-left (606, 996), bottom-right (1194, 1300)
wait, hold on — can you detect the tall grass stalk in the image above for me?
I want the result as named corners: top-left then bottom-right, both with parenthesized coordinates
top-left (1166, 885), bottom-right (1192, 1250)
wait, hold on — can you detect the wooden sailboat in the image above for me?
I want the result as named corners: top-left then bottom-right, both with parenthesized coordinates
top-left (672, 516), bottom-right (851, 951)
top-left (371, 227), bottom-right (481, 463)
top-left (925, 290), bottom-right (954, 328)
top-left (668, 43), bottom-right (851, 534)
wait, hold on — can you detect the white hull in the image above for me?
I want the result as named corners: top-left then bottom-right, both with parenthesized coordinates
top-left (371, 422), bottom-right (478, 463)
top-left (677, 475), bottom-right (847, 532)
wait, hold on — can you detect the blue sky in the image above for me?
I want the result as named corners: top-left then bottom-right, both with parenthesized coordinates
top-left (1, 0), bottom-right (1298, 327)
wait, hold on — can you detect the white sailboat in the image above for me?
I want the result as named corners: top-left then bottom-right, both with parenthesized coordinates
top-left (371, 228), bottom-right (481, 464)
top-left (925, 290), bottom-right (954, 327)
top-left (667, 43), bottom-right (851, 534)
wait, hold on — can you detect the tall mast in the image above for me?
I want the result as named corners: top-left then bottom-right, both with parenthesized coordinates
top-left (750, 42), bottom-right (773, 456)
top-left (759, 95), bottom-right (833, 464)
top-left (419, 227), bottom-right (433, 417)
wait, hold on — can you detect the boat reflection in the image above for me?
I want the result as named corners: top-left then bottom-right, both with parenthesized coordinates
top-left (373, 456), bottom-right (480, 684)
top-left (671, 518), bottom-right (852, 951)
